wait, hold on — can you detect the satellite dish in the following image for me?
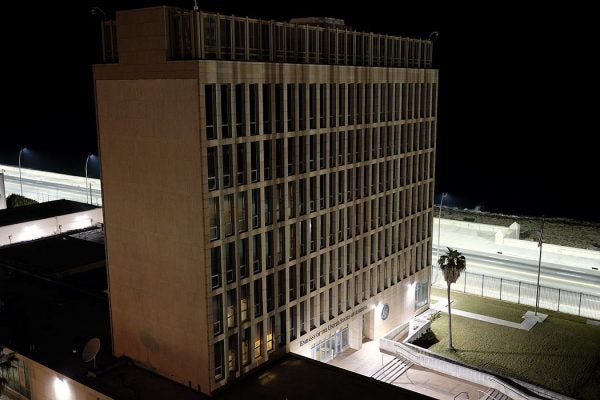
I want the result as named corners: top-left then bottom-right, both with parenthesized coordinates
top-left (82, 338), bottom-right (101, 368)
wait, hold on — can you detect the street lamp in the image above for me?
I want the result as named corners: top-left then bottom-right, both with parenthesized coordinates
top-left (535, 217), bottom-right (545, 316)
top-left (85, 154), bottom-right (95, 204)
top-left (18, 147), bottom-right (27, 196)
top-left (437, 192), bottom-right (448, 259)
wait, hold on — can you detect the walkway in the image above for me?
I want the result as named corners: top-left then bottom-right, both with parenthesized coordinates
top-left (327, 339), bottom-right (486, 399)
top-left (431, 296), bottom-right (544, 331)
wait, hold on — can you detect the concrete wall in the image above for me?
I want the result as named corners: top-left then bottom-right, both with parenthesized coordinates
top-left (503, 237), bottom-right (600, 260)
top-left (95, 77), bottom-right (210, 393)
top-left (0, 208), bottom-right (103, 247)
top-left (2, 349), bottom-right (111, 400)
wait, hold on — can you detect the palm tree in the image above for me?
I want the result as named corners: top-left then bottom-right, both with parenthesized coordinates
top-left (438, 247), bottom-right (466, 350)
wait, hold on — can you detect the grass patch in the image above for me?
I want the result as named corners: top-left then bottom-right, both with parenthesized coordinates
top-left (426, 296), bottom-right (600, 399)
top-left (431, 287), bottom-right (589, 324)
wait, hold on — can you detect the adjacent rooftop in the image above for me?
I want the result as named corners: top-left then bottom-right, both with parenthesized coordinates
top-left (0, 231), bottom-right (432, 399)
top-left (0, 199), bottom-right (98, 227)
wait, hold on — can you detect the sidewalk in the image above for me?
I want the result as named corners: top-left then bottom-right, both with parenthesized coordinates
top-left (328, 335), bottom-right (486, 399)
top-left (431, 296), bottom-right (543, 331)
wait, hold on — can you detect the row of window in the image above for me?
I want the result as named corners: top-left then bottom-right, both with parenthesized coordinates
top-left (207, 122), bottom-right (435, 191)
top-left (208, 167), bottom-right (433, 243)
top-left (209, 209), bottom-right (432, 291)
top-left (212, 240), bottom-right (430, 381)
top-left (205, 82), bottom-right (437, 139)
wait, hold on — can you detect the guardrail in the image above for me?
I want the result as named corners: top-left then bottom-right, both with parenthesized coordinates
top-left (379, 338), bottom-right (572, 400)
top-left (432, 267), bottom-right (600, 320)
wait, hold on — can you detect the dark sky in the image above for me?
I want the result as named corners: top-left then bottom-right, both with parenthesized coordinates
top-left (1, 1), bottom-right (596, 221)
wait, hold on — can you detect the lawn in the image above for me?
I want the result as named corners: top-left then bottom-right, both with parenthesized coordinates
top-left (425, 293), bottom-right (600, 399)
top-left (431, 287), bottom-right (589, 324)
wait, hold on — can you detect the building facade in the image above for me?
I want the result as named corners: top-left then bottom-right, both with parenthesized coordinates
top-left (94, 6), bottom-right (437, 395)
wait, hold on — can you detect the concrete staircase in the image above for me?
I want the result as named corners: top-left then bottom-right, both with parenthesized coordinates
top-left (371, 355), bottom-right (413, 384)
top-left (481, 388), bottom-right (511, 400)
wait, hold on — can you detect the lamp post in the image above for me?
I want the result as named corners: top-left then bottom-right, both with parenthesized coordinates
top-left (18, 147), bottom-right (26, 196)
top-left (85, 154), bottom-right (94, 204)
top-left (534, 217), bottom-right (545, 316)
top-left (437, 192), bottom-right (447, 259)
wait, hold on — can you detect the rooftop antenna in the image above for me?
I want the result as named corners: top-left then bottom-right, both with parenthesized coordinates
top-left (193, 0), bottom-right (199, 11)
top-left (82, 338), bottom-right (101, 369)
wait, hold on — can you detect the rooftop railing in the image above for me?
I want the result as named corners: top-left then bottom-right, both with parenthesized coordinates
top-left (101, 8), bottom-right (433, 68)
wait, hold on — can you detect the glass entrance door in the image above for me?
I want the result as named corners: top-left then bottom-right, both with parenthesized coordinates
top-left (311, 327), bottom-right (349, 362)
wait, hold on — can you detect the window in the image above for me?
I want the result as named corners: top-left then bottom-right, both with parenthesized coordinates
top-left (220, 84), bottom-right (231, 138)
top-left (289, 264), bottom-right (297, 300)
top-left (287, 84), bottom-right (295, 131)
top-left (267, 316), bottom-right (275, 352)
top-left (235, 84), bottom-right (245, 136)
top-left (237, 192), bottom-right (248, 232)
top-left (253, 235), bottom-right (262, 273)
top-left (228, 334), bottom-right (238, 372)
top-left (319, 84), bottom-right (326, 128)
top-left (251, 142), bottom-right (260, 182)
top-left (225, 242), bottom-right (236, 283)
top-left (250, 84), bottom-right (259, 135)
top-left (239, 238), bottom-right (249, 278)
top-left (298, 137), bottom-right (306, 174)
top-left (241, 327), bottom-right (250, 366)
top-left (264, 140), bottom-right (272, 180)
top-left (213, 294), bottom-right (223, 336)
top-left (255, 322), bottom-right (264, 361)
top-left (214, 341), bottom-right (224, 381)
top-left (227, 290), bottom-right (237, 328)
top-left (207, 147), bottom-right (218, 191)
top-left (338, 84), bottom-right (345, 126)
top-left (252, 189), bottom-right (261, 228)
top-left (237, 143), bottom-right (246, 185)
top-left (223, 194), bottom-right (234, 237)
top-left (209, 197), bottom-right (219, 240)
top-left (254, 279), bottom-right (263, 317)
top-left (329, 84), bottom-right (337, 127)
top-left (288, 137), bottom-right (296, 176)
top-left (263, 84), bottom-right (271, 134)
top-left (211, 247), bottom-right (221, 289)
top-left (309, 84), bottom-right (317, 129)
top-left (205, 84), bottom-right (216, 139)
top-left (275, 84), bottom-right (283, 133)
top-left (299, 84), bottom-right (306, 130)
top-left (309, 135), bottom-right (316, 171)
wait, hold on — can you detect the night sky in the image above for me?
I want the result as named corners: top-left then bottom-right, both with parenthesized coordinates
top-left (1, 1), bottom-right (596, 222)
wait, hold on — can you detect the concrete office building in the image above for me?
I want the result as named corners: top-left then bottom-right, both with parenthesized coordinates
top-left (94, 6), bottom-right (438, 395)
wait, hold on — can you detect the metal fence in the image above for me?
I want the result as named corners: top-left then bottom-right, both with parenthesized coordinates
top-left (432, 267), bottom-right (600, 320)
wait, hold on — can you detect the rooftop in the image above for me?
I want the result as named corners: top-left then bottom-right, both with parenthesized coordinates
top-left (0, 199), bottom-right (98, 227)
top-left (100, 6), bottom-right (433, 69)
top-left (0, 234), bottom-right (433, 399)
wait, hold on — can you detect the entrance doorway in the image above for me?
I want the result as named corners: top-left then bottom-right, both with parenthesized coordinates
top-left (311, 327), bottom-right (349, 362)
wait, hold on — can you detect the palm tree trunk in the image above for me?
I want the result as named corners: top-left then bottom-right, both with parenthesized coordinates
top-left (447, 281), bottom-right (453, 349)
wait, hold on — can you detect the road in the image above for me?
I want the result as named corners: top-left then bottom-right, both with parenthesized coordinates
top-left (433, 245), bottom-right (600, 296)
top-left (1, 164), bottom-right (101, 205)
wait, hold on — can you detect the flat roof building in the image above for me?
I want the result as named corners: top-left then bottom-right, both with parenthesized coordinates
top-left (94, 6), bottom-right (438, 395)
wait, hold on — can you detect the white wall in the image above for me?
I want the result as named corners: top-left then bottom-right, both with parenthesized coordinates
top-left (0, 208), bottom-right (103, 247)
